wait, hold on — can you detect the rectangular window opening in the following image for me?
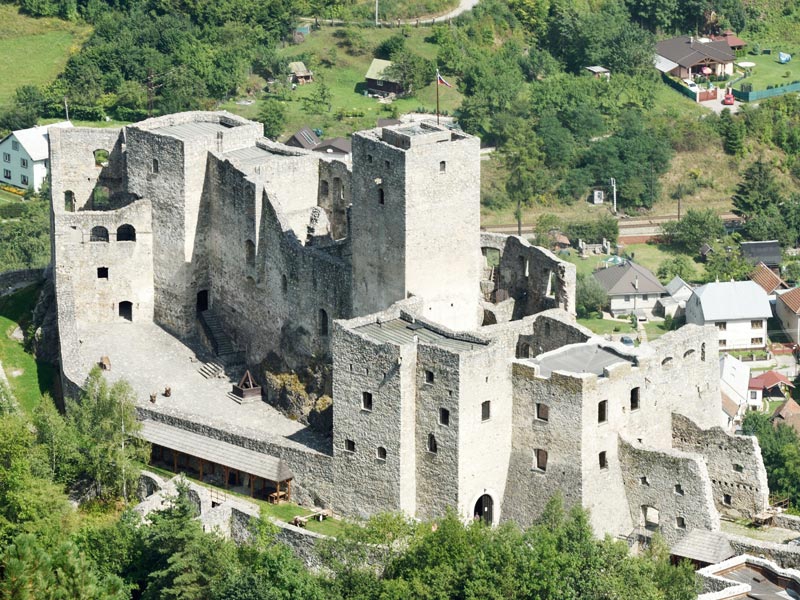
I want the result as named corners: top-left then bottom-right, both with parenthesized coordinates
top-left (97, 267), bottom-right (108, 279)
top-left (424, 370), bottom-right (434, 384)
top-left (599, 451), bottom-right (608, 470)
top-left (481, 400), bottom-right (491, 421)
top-left (534, 449), bottom-right (548, 472)
top-left (439, 408), bottom-right (450, 426)
top-left (344, 439), bottom-right (355, 453)
top-left (630, 388), bottom-right (640, 411)
top-left (598, 400), bottom-right (608, 424)
top-left (536, 403), bottom-right (549, 422)
top-left (362, 391), bottom-right (373, 411)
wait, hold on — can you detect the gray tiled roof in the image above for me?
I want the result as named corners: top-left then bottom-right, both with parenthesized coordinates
top-left (656, 36), bottom-right (735, 67)
top-left (354, 318), bottom-right (487, 352)
top-left (140, 420), bottom-right (293, 482)
top-left (692, 281), bottom-right (771, 321)
top-left (151, 121), bottom-right (232, 141)
top-left (741, 240), bottom-right (782, 267)
top-left (670, 529), bottom-right (735, 565)
top-left (592, 261), bottom-right (667, 297)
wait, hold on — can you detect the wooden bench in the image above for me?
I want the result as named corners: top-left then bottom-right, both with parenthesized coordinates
top-left (292, 509), bottom-right (333, 528)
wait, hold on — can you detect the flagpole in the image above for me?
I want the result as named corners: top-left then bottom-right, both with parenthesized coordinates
top-left (436, 70), bottom-right (440, 125)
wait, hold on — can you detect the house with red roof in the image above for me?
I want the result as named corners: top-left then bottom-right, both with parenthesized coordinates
top-left (776, 287), bottom-right (800, 346)
top-left (749, 370), bottom-right (794, 408)
top-left (749, 262), bottom-right (789, 296)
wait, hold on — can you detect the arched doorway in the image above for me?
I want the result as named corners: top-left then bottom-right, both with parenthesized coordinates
top-left (474, 494), bottom-right (493, 525)
top-left (196, 290), bottom-right (209, 312)
top-left (119, 301), bottom-right (133, 321)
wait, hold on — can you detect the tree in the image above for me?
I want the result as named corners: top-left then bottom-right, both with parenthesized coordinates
top-left (657, 256), bottom-right (695, 282)
top-left (0, 534), bottom-right (129, 600)
top-left (67, 368), bottom-right (149, 501)
top-left (742, 411), bottom-right (800, 505)
top-left (576, 273), bottom-right (608, 317)
top-left (704, 242), bottom-right (753, 282)
top-left (32, 396), bottom-right (80, 485)
top-left (384, 51), bottom-right (434, 96)
top-left (258, 98), bottom-right (286, 140)
top-left (732, 158), bottom-right (783, 220)
top-left (720, 109), bottom-right (746, 156)
top-left (660, 209), bottom-right (725, 253)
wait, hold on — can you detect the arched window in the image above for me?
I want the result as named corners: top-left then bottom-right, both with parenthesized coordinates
top-left (117, 224), bottom-right (136, 242)
top-left (119, 301), bottom-right (133, 321)
top-left (64, 191), bottom-right (75, 212)
top-left (94, 149), bottom-right (109, 167)
top-left (245, 240), bottom-right (255, 268)
top-left (281, 274), bottom-right (288, 294)
top-left (319, 308), bottom-right (329, 336)
top-left (427, 434), bottom-right (438, 454)
top-left (439, 160), bottom-right (446, 173)
top-left (90, 226), bottom-right (109, 242)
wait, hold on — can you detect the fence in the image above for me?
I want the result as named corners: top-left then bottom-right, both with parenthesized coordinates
top-left (660, 73), bottom-right (698, 101)
top-left (732, 81), bottom-right (800, 102)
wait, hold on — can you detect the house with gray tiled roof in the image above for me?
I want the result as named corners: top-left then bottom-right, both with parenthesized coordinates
top-left (592, 261), bottom-right (667, 318)
top-left (655, 35), bottom-right (735, 80)
top-left (686, 281), bottom-right (771, 350)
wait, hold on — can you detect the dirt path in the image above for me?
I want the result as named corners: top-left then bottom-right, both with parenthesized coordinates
top-left (299, 0), bottom-right (480, 27)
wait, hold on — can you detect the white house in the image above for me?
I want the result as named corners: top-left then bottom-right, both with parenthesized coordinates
top-left (685, 281), bottom-right (771, 350)
top-left (0, 121), bottom-right (72, 192)
top-left (719, 353), bottom-right (751, 429)
top-left (592, 261), bottom-right (667, 318)
top-left (776, 287), bottom-right (800, 346)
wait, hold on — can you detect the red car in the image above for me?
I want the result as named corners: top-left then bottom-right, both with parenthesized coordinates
top-left (722, 92), bottom-right (735, 105)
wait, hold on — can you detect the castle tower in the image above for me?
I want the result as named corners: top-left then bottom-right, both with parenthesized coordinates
top-left (350, 123), bottom-right (481, 331)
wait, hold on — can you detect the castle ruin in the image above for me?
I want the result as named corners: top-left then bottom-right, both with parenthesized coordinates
top-left (49, 111), bottom-right (768, 546)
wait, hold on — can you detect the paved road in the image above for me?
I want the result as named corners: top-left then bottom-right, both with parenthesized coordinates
top-left (300, 0), bottom-right (480, 27)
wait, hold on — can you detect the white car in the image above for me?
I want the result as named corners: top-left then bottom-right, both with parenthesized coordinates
top-left (683, 79), bottom-right (699, 92)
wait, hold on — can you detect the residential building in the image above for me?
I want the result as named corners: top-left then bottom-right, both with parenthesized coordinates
top-left (686, 281), bottom-right (771, 350)
top-left (775, 287), bottom-right (800, 345)
top-left (365, 59), bottom-right (404, 96)
top-left (313, 137), bottom-right (351, 158)
top-left (655, 35), bottom-right (736, 80)
top-left (719, 353), bottom-right (751, 428)
top-left (285, 127), bottom-right (321, 150)
top-left (741, 241), bottom-right (781, 273)
top-left (750, 261), bottom-right (788, 296)
top-left (592, 261), bottom-right (667, 318)
top-left (0, 121), bottom-right (71, 191)
top-left (749, 371), bottom-right (794, 408)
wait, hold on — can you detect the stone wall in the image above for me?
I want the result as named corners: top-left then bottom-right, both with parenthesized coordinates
top-left (317, 159), bottom-right (351, 241)
top-left (618, 439), bottom-right (718, 546)
top-left (726, 535), bottom-right (800, 568)
top-left (0, 268), bottom-right (44, 294)
top-left (673, 413), bottom-right (769, 518)
top-left (480, 233), bottom-right (576, 318)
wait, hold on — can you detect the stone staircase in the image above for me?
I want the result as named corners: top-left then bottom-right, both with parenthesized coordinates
top-left (199, 310), bottom-right (235, 356)
top-left (198, 360), bottom-right (225, 379)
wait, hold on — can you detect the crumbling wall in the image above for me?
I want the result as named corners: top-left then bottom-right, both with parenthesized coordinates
top-left (317, 159), bottom-right (351, 241)
top-left (502, 364), bottom-right (584, 528)
top-left (618, 439), bottom-right (719, 546)
top-left (480, 233), bottom-right (575, 318)
top-left (672, 413), bottom-right (769, 518)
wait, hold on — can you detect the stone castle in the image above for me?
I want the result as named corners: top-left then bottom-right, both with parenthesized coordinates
top-left (49, 111), bottom-right (769, 546)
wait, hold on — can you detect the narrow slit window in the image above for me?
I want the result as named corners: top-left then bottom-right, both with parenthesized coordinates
top-left (630, 388), bottom-right (640, 411)
top-left (599, 451), bottom-right (608, 470)
top-left (376, 446), bottom-right (387, 461)
top-left (344, 439), bottom-right (355, 453)
top-left (598, 400), bottom-right (608, 423)
top-left (481, 400), bottom-right (491, 421)
top-left (362, 392), bottom-right (373, 411)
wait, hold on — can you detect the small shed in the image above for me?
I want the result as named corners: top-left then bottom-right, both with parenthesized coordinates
top-left (741, 240), bottom-right (781, 273)
top-left (585, 65), bottom-right (610, 80)
top-left (289, 61), bottom-right (313, 84)
top-left (286, 127), bottom-right (321, 150)
top-left (699, 243), bottom-right (714, 262)
top-left (365, 59), bottom-right (404, 96)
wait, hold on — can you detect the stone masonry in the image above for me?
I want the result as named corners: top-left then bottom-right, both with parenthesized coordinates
top-left (50, 111), bottom-right (768, 548)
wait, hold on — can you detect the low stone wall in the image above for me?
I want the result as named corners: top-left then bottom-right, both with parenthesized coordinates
top-left (774, 513), bottom-right (800, 533)
top-left (0, 268), bottom-right (45, 295)
top-left (726, 533), bottom-right (800, 568)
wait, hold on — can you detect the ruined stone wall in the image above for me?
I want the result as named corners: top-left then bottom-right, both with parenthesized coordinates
top-left (502, 364), bottom-right (585, 528)
top-left (53, 199), bottom-right (154, 324)
top-left (331, 315), bottom-right (418, 517)
top-left (647, 325), bottom-right (722, 431)
top-left (456, 344), bottom-right (512, 524)
top-left (618, 439), bottom-right (719, 546)
top-left (414, 344), bottom-right (462, 520)
top-left (480, 233), bottom-right (576, 318)
top-left (350, 130), bottom-right (407, 318)
top-left (672, 413), bottom-right (769, 518)
top-left (0, 268), bottom-right (44, 291)
top-left (317, 159), bottom-right (351, 241)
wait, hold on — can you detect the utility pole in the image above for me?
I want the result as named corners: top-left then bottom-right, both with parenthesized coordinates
top-left (375, 0), bottom-right (379, 25)
top-left (609, 177), bottom-right (617, 214)
top-left (63, 97), bottom-right (70, 121)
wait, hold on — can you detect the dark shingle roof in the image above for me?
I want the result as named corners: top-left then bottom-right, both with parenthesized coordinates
top-left (740, 240), bottom-right (781, 267)
top-left (313, 137), bottom-right (351, 155)
top-left (592, 261), bottom-right (667, 296)
top-left (656, 36), bottom-right (735, 68)
top-left (286, 127), bottom-right (321, 150)
top-left (670, 529), bottom-right (735, 565)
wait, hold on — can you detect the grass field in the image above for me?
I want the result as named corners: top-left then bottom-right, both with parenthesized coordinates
top-left (0, 5), bottom-right (91, 107)
top-left (644, 321), bottom-right (670, 341)
top-left (0, 284), bottom-right (55, 413)
top-left (734, 50), bottom-right (800, 91)
top-left (577, 316), bottom-right (636, 336)
top-left (622, 243), bottom-right (706, 282)
top-left (223, 26), bottom-right (462, 140)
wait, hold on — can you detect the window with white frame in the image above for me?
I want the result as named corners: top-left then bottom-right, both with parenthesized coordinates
top-left (2, 153), bottom-right (9, 163)
top-left (20, 158), bottom-right (28, 169)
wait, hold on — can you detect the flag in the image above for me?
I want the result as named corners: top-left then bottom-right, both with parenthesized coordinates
top-left (436, 70), bottom-right (453, 88)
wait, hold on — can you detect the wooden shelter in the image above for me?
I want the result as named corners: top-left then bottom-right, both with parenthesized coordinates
top-left (141, 420), bottom-right (293, 502)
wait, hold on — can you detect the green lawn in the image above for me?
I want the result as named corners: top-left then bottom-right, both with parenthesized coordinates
top-left (0, 5), bottom-right (91, 107)
top-left (0, 284), bottom-right (55, 413)
top-left (143, 461), bottom-right (344, 536)
top-left (577, 317), bottom-right (636, 336)
top-left (622, 243), bottom-right (705, 283)
top-left (644, 321), bottom-right (669, 341)
top-left (733, 50), bottom-right (800, 91)
top-left (223, 26), bottom-right (462, 140)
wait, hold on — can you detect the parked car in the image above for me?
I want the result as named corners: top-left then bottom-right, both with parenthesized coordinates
top-left (620, 336), bottom-right (635, 347)
top-left (683, 79), bottom-right (699, 92)
top-left (722, 91), bottom-right (735, 105)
